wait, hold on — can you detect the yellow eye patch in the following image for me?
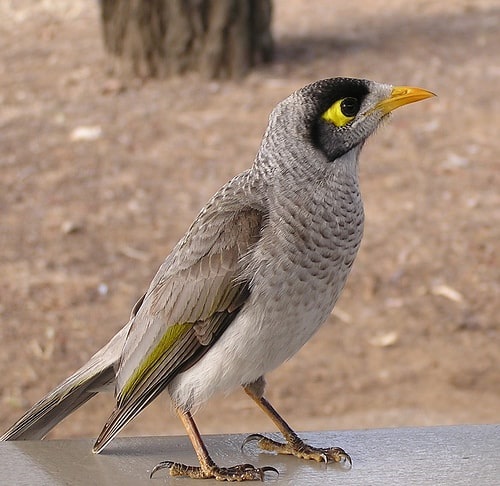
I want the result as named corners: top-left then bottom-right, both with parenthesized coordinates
top-left (321, 97), bottom-right (361, 127)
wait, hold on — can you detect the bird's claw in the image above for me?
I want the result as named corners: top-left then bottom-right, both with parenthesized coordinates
top-left (319, 447), bottom-right (352, 469)
top-left (150, 459), bottom-right (279, 481)
top-left (258, 466), bottom-right (280, 480)
top-left (241, 433), bottom-right (352, 469)
top-left (241, 433), bottom-right (268, 451)
top-left (149, 460), bottom-right (174, 478)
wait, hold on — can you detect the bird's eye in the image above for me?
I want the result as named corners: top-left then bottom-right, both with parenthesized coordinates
top-left (321, 97), bottom-right (361, 127)
top-left (340, 97), bottom-right (360, 117)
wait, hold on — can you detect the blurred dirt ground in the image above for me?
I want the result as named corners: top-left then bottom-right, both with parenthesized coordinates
top-left (0, 0), bottom-right (498, 442)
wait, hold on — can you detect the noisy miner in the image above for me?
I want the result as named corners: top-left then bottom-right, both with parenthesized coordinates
top-left (1, 78), bottom-right (434, 481)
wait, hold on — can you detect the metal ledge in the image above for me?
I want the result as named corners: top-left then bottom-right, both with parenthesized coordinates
top-left (1, 425), bottom-right (498, 485)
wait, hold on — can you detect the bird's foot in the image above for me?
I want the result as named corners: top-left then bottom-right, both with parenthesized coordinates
top-left (242, 433), bottom-right (351, 467)
top-left (150, 460), bottom-right (279, 481)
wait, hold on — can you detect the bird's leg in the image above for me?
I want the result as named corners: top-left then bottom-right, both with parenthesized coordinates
top-left (243, 381), bottom-right (351, 467)
top-left (150, 407), bottom-right (278, 481)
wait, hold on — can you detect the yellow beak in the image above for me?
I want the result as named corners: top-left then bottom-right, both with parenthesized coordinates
top-left (375, 86), bottom-right (436, 114)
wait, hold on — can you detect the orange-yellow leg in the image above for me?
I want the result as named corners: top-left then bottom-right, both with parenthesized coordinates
top-left (151, 408), bottom-right (279, 481)
top-left (243, 381), bottom-right (351, 467)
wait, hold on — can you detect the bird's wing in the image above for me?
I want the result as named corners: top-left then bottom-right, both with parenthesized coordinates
top-left (93, 174), bottom-right (265, 452)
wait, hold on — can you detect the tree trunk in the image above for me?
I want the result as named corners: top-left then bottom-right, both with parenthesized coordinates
top-left (100, 0), bottom-right (273, 79)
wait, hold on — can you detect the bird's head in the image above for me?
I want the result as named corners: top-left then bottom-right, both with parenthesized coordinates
top-left (263, 77), bottom-right (435, 165)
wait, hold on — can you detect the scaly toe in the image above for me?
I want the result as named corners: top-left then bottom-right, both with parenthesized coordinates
top-left (325, 447), bottom-right (352, 468)
top-left (241, 433), bottom-right (352, 468)
top-left (150, 461), bottom-right (213, 479)
top-left (303, 446), bottom-right (352, 468)
top-left (215, 464), bottom-right (279, 481)
top-left (150, 460), bottom-right (278, 481)
top-left (241, 434), bottom-right (289, 454)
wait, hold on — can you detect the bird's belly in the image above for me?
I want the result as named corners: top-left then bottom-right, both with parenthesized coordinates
top-left (168, 261), bottom-right (352, 411)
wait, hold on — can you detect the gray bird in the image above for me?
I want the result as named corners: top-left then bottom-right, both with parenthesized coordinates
top-left (1, 78), bottom-right (434, 481)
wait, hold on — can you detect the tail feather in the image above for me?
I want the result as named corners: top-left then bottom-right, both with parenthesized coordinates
top-left (1, 322), bottom-right (131, 441)
top-left (92, 382), bottom-right (163, 453)
top-left (0, 366), bottom-right (113, 441)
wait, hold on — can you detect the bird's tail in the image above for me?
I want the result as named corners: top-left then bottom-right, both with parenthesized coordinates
top-left (1, 322), bottom-right (131, 441)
